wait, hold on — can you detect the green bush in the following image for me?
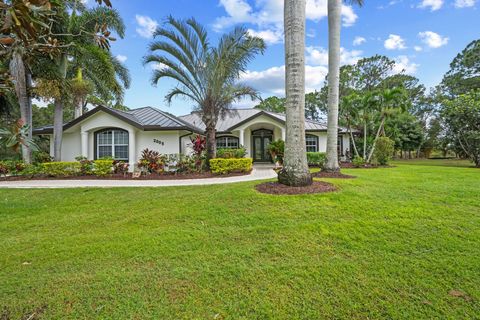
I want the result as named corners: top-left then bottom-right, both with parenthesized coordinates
top-left (374, 137), bottom-right (395, 165)
top-left (352, 156), bottom-right (365, 167)
top-left (42, 162), bottom-right (82, 177)
top-left (93, 160), bottom-right (114, 176)
top-left (32, 151), bottom-right (52, 164)
top-left (0, 160), bottom-right (26, 175)
top-left (216, 147), bottom-right (246, 159)
top-left (306, 152), bottom-right (326, 167)
top-left (267, 140), bottom-right (285, 164)
top-left (209, 158), bottom-right (253, 174)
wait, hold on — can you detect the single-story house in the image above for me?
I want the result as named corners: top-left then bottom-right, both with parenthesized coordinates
top-left (34, 106), bottom-right (351, 170)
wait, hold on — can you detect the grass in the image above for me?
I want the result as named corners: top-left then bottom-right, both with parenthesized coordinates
top-left (1, 159), bottom-right (479, 319)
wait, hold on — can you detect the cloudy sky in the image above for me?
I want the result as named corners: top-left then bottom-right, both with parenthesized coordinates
top-left (102, 0), bottom-right (479, 115)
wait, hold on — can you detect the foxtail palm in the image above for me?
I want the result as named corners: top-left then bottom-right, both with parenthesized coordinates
top-left (144, 16), bottom-right (265, 164)
top-left (324, 0), bottom-right (363, 171)
top-left (278, 0), bottom-right (312, 186)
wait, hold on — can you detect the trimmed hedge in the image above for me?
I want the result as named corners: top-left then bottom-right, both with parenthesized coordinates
top-left (306, 152), bottom-right (326, 167)
top-left (93, 160), bottom-right (114, 176)
top-left (216, 148), bottom-right (246, 159)
top-left (209, 158), bottom-right (253, 174)
top-left (42, 162), bottom-right (82, 177)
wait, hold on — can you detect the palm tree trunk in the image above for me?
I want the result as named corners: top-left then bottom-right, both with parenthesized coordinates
top-left (205, 123), bottom-right (216, 169)
top-left (9, 51), bottom-right (32, 164)
top-left (363, 121), bottom-right (367, 159)
top-left (366, 116), bottom-right (386, 163)
top-left (53, 54), bottom-right (68, 161)
top-left (324, 0), bottom-right (342, 172)
top-left (278, 0), bottom-right (312, 187)
top-left (348, 125), bottom-right (359, 158)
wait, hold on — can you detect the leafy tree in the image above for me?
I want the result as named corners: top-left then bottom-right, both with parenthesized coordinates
top-left (441, 91), bottom-right (480, 167)
top-left (144, 16), bottom-right (265, 164)
top-left (385, 113), bottom-right (424, 158)
top-left (254, 96), bottom-right (285, 113)
top-left (254, 92), bottom-right (322, 121)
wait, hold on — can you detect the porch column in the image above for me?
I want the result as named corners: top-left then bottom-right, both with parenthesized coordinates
top-left (128, 129), bottom-right (136, 172)
top-left (239, 129), bottom-right (245, 147)
top-left (81, 131), bottom-right (88, 158)
top-left (281, 127), bottom-right (286, 141)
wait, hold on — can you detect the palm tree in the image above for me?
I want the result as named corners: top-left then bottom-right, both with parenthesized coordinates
top-left (340, 93), bottom-right (360, 158)
top-left (277, 0), bottom-right (312, 186)
top-left (366, 87), bottom-right (406, 162)
top-left (324, 0), bottom-right (363, 172)
top-left (50, 3), bottom-right (126, 161)
top-left (144, 16), bottom-right (265, 164)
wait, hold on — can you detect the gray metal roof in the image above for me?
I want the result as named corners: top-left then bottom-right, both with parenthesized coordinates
top-left (178, 108), bottom-right (340, 133)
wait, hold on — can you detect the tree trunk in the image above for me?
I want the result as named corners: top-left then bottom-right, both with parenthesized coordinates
top-left (204, 122), bottom-right (216, 169)
top-left (363, 121), bottom-right (367, 159)
top-left (366, 116), bottom-right (386, 163)
top-left (53, 98), bottom-right (64, 161)
top-left (348, 125), bottom-right (359, 158)
top-left (324, 0), bottom-right (342, 172)
top-left (53, 54), bottom-right (68, 161)
top-left (278, 0), bottom-right (312, 187)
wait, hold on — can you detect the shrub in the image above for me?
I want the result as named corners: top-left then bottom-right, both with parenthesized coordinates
top-left (42, 162), bottom-right (82, 177)
top-left (216, 147), bottom-right (246, 159)
top-left (22, 164), bottom-right (41, 178)
top-left (267, 140), bottom-right (285, 164)
top-left (137, 148), bottom-right (166, 173)
top-left (75, 156), bottom-right (94, 175)
top-left (306, 152), bottom-right (326, 167)
top-left (374, 137), bottom-right (395, 165)
top-left (32, 151), bottom-right (52, 164)
top-left (352, 156), bottom-right (365, 168)
top-left (93, 160), bottom-right (114, 176)
top-left (113, 161), bottom-right (129, 175)
top-left (0, 162), bottom-right (9, 177)
top-left (209, 158), bottom-right (253, 174)
top-left (0, 160), bottom-right (26, 175)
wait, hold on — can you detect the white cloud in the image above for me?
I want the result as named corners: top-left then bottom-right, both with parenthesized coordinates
top-left (414, 46), bottom-right (423, 52)
top-left (392, 56), bottom-right (419, 75)
top-left (306, 46), bottom-right (362, 66)
top-left (454, 0), bottom-right (476, 8)
top-left (116, 55), bottom-right (127, 63)
top-left (353, 36), bottom-right (366, 46)
top-left (384, 34), bottom-right (407, 50)
top-left (418, 0), bottom-right (444, 11)
top-left (247, 28), bottom-right (283, 45)
top-left (418, 31), bottom-right (449, 48)
top-left (135, 15), bottom-right (158, 38)
top-left (213, 0), bottom-right (359, 39)
top-left (240, 64), bottom-right (327, 95)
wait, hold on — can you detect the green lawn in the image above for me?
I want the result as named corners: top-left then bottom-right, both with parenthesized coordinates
top-left (1, 160), bottom-right (479, 319)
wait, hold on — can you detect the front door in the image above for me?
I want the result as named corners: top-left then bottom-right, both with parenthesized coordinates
top-left (252, 129), bottom-right (273, 162)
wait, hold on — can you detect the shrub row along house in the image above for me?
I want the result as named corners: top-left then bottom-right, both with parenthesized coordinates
top-left (33, 106), bottom-right (351, 170)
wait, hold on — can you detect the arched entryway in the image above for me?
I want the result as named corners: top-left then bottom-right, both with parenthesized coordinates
top-left (251, 129), bottom-right (273, 162)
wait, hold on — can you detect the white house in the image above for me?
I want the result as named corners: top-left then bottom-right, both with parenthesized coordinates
top-left (34, 106), bottom-right (351, 170)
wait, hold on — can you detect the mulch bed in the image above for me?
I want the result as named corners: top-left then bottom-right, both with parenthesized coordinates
top-left (2, 170), bottom-right (251, 181)
top-left (340, 162), bottom-right (394, 169)
top-left (255, 181), bottom-right (337, 195)
top-left (313, 171), bottom-right (356, 179)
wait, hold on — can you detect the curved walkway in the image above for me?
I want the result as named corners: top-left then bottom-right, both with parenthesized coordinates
top-left (0, 166), bottom-right (277, 189)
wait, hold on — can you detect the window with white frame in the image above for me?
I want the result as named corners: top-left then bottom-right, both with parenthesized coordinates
top-left (96, 129), bottom-right (129, 160)
top-left (216, 136), bottom-right (239, 149)
top-left (305, 134), bottom-right (318, 152)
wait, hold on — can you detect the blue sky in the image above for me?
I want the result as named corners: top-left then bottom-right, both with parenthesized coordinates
top-left (102, 0), bottom-right (480, 116)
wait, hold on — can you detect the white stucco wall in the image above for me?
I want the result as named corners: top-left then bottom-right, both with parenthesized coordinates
top-left (136, 131), bottom-right (180, 156)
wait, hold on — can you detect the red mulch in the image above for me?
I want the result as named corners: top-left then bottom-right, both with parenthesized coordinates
top-left (255, 181), bottom-right (337, 195)
top-left (340, 162), bottom-right (394, 169)
top-left (313, 171), bottom-right (356, 179)
top-left (2, 170), bottom-right (251, 181)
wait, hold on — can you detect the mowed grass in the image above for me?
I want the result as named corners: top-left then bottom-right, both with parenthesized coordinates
top-left (1, 160), bottom-right (479, 319)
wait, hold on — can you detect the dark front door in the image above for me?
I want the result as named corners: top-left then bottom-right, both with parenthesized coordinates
top-left (252, 129), bottom-right (273, 162)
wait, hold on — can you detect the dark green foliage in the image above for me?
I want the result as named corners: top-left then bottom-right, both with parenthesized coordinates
top-left (267, 139), bottom-right (285, 164)
top-left (306, 152), bottom-right (326, 167)
top-left (209, 158), bottom-right (253, 174)
top-left (352, 155), bottom-right (365, 167)
top-left (93, 159), bottom-right (114, 176)
top-left (374, 137), bottom-right (395, 165)
top-left (216, 148), bottom-right (247, 159)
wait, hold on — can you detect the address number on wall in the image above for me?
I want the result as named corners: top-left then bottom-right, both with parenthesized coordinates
top-left (153, 138), bottom-right (165, 146)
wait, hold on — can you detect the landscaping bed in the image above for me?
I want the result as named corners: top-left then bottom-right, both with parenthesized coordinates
top-left (313, 171), bottom-right (356, 179)
top-left (255, 181), bottom-right (337, 195)
top-left (2, 170), bottom-right (251, 181)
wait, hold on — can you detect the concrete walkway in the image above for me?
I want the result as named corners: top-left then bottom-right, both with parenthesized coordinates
top-left (0, 165), bottom-right (277, 189)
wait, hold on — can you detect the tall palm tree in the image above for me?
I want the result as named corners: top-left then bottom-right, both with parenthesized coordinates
top-left (277, 0), bottom-right (312, 186)
top-left (50, 3), bottom-right (126, 161)
top-left (144, 16), bottom-right (265, 164)
top-left (324, 0), bottom-right (363, 172)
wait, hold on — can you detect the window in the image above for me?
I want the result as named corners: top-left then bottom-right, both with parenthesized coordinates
top-left (305, 134), bottom-right (318, 152)
top-left (96, 129), bottom-right (129, 160)
top-left (216, 136), bottom-right (239, 149)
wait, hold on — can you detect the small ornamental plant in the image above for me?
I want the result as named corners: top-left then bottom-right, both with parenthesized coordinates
top-left (190, 135), bottom-right (206, 171)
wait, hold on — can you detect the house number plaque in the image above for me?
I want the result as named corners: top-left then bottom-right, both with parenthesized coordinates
top-left (153, 138), bottom-right (165, 146)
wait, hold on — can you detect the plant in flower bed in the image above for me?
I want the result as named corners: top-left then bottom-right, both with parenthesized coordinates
top-left (75, 156), bottom-right (94, 175)
top-left (137, 149), bottom-right (167, 174)
top-left (209, 158), bottom-right (253, 174)
top-left (0, 160), bottom-right (27, 176)
top-left (216, 147), bottom-right (246, 159)
top-left (190, 135), bottom-right (206, 171)
top-left (306, 152), bottom-right (326, 168)
top-left (113, 161), bottom-right (129, 175)
top-left (267, 140), bottom-right (284, 165)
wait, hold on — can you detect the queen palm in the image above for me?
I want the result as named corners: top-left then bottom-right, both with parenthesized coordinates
top-left (324, 0), bottom-right (364, 172)
top-left (278, 0), bottom-right (312, 186)
top-left (144, 16), bottom-right (265, 163)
